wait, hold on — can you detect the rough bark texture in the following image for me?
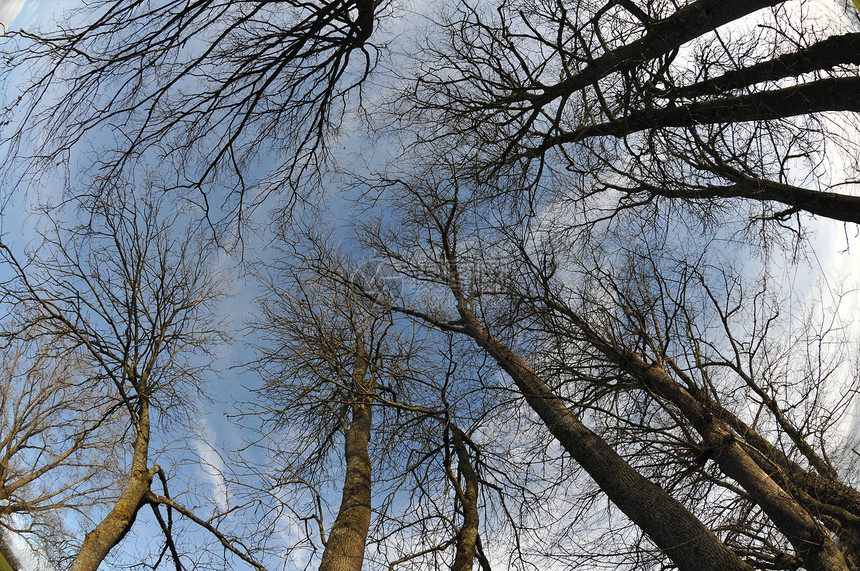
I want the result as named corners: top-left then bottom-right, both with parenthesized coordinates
top-left (722, 410), bottom-right (860, 516)
top-left (614, 352), bottom-right (849, 570)
top-left (453, 304), bottom-right (751, 571)
top-left (718, 408), bottom-right (860, 565)
top-left (319, 351), bottom-right (373, 571)
top-left (540, 297), bottom-right (852, 568)
top-left (452, 430), bottom-right (481, 571)
top-left (71, 402), bottom-right (153, 571)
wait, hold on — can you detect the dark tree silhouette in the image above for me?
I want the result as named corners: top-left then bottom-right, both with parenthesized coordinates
top-left (2, 0), bottom-right (389, 228)
top-left (407, 0), bottom-right (860, 225)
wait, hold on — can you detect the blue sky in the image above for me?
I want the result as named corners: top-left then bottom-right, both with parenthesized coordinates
top-left (0, 3), bottom-right (273, 568)
top-left (2, 0), bottom-right (860, 568)
top-left (0, 0), bottom-right (75, 31)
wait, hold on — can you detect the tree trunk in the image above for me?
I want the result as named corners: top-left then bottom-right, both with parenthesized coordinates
top-left (673, 33), bottom-right (860, 99)
top-left (540, 77), bottom-right (860, 145)
top-left (541, 295), bottom-right (852, 568)
top-left (717, 407), bottom-right (860, 565)
top-left (721, 410), bottom-right (860, 517)
top-left (453, 305), bottom-right (751, 571)
top-left (616, 352), bottom-right (849, 570)
top-left (452, 429), bottom-right (481, 571)
top-left (72, 401), bottom-right (153, 571)
top-left (529, 0), bottom-right (785, 106)
top-left (319, 350), bottom-right (373, 571)
top-left (628, 177), bottom-right (860, 225)
top-left (353, 0), bottom-right (376, 42)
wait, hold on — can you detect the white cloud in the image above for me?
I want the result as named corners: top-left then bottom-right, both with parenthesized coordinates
top-left (193, 421), bottom-right (231, 512)
top-left (0, 0), bottom-right (26, 30)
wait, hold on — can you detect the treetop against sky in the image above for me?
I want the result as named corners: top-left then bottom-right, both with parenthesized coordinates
top-left (0, 0), bottom-right (860, 569)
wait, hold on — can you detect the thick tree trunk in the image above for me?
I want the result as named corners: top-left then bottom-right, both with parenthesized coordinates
top-left (353, 0), bottom-right (376, 42)
top-left (319, 350), bottom-right (373, 571)
top-left (72, 401), bottom-right (153, 571)
top-left (453, 304), bottom-right (751, 571)
top-left (451, 430), bottom-right (481, 571)
top-left (527, 0), bottom-right (785, 106)
top-left (717, 408), bottom-right (860, 565)
top-left (540, 296), bottom-right (852, 568)
top-left (721, 410), bottom-right (860, 517)
top-left (615, 352), bottom-right (849, 570)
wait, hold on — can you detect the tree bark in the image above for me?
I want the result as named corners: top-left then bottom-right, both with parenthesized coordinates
top-left (72, 401), bottom-right (153, 571)
top-left (523, 0), bottom-right (786, 106)
top-left (673, 33), bottom-right (860, 99)
top-left (538, 76), bottom-right (860, 147)
top-left (451, 429), bottom-right (481, 571)
top-left (624, 177), bottom-right (860, 225)
top-left (353, 0), bottom-right (376, 43)
top-left (452, 304), bottom-right (751, 571)
top-left (319, 349), bottom-right (373, 571)
top-left (614, 351), bottom-right (849, 570)
top-left (717, 407), bottom-right (860, 564)
top-left (721, 410), bottom-right (860, 516)
top-left (537, 291), bottom-right (854, 568)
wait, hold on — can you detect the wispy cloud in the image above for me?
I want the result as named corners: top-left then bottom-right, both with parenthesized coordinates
top-left (0, 0), bottom-right (26, 30)
top-left (193, 421), bottom-right (230, 512)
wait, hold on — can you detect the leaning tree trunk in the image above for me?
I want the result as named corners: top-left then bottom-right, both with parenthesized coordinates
top-left (540, 291), bottom-right (851, 569)
top-left (717, 403), bottom-right (860, 566)
top-left (529, 0), bottom-right (785, 105)
top-left (613, 351), bottom-right (849, 571)
top-left (72, 400), bottom-right (153, 571)
top-left (319, 348), bottom-right (373, 571)
top-left (674, 33), bottom-right (860, 99)
top-left (542, 77), bottom-right (860, 145)
top-left (452, 304), bottom-right (751, 571)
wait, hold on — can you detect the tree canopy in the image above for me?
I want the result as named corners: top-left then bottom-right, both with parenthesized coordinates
top-left (1, 0), bottom-right (859, 569)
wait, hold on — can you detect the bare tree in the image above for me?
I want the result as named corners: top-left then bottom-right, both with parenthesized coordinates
top-left (406, 0), bottom-right (860, 226)
top-left (446, 426), bottom-right (487, 571)
top-left (249, 224), bottom-right (578, 570)
top-left (0, 186), bottom-right (265, 570)
top-left (2, 0), bottom-right (391, 229)
top-left (525, 259), bottom-right (854, 569)
top-left (248, 230), bottom-right (405, 570)
top-left (2, 0), bottom-right (858, 567)
top-left (0, 335), bottom-right (120, 568)
top-left (347, 165), bottom-right (756, 570)
top-left (323, 138), bottom-right (860, 568)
